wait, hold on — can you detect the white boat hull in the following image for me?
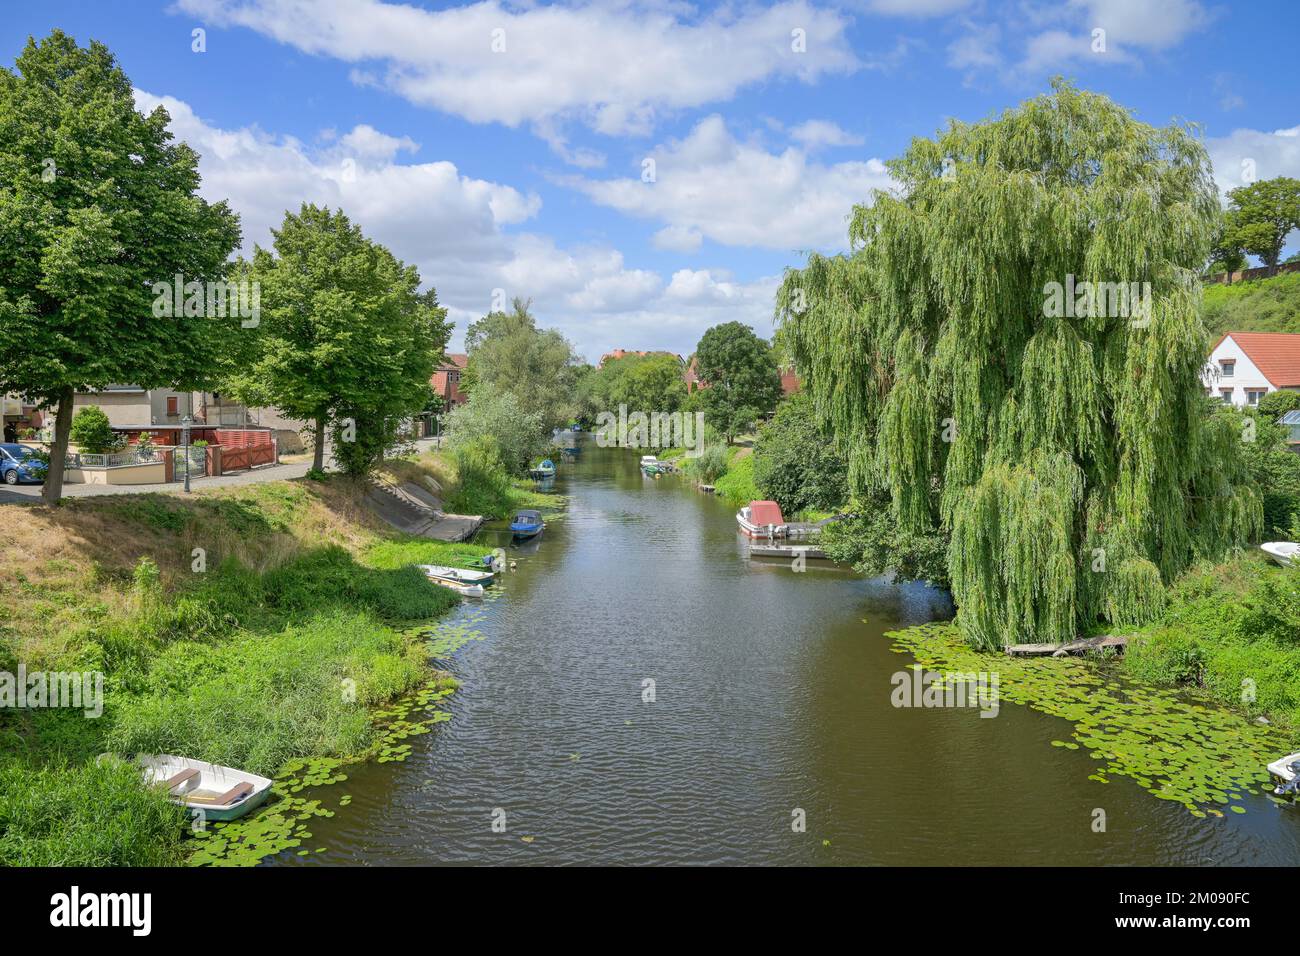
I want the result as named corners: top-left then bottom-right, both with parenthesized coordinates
top-left (1261, 542), bottom-right (1300, 567)
top-left (736, 514), bottom-right (787, 538)
top-left (417, 564), bottom-right (493, 584)
top-left (137, 754), bottom-right (273, 822)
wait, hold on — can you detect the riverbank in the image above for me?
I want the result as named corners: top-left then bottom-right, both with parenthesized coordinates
top-left (0, 464), bottom-right (555, 865)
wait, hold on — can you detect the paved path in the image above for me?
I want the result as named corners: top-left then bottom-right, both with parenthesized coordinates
top-left (0, 437), bottom-right (445, 506)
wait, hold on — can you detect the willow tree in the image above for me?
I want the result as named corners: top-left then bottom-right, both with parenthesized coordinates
top-left (777, 81), bottom-right (1260, 650)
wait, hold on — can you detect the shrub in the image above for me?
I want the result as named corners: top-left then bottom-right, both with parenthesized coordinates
top-left (713, 452), bottom-right (760, 506)
top-left (684, 445), bottom-right (728, 484)
top-left (751, 392), bottom-right (848, 514)
top-left (69, 405), bottom-right (116, 454)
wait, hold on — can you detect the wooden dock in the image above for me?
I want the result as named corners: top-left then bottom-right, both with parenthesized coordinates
top-left (749, 543), bottom-right (829, 560)
top-left (1005, 635), bottom-right (1128, 657)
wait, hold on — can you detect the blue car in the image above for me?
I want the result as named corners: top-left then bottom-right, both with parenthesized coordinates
top-left (0, 443), bottom-right (47, 485)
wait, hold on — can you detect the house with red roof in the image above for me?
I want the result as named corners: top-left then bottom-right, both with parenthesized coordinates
top-left (1205, 332), bottom-right (1300, 407)
top-left (432, 353), bottom-right (469, 410)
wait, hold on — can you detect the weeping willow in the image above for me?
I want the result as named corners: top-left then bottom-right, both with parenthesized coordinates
top-left (776, 80), bottom-right (1261, 650)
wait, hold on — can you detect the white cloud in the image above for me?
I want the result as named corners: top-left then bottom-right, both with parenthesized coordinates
top-left (788, 119), bottom-right (864, 150)
top-left (1206, 122), bottom-right (1300, 196)
top-left (951, 0), bottom-right (1209, 82)
top-left (859, 0), bottom-right (971, 15)
top-left (133, 88), bottom-right (780, 362)
top-left (177, 0), bottom-right (859, 156)
top-left (1077, 0), bottom-right (1211, 51)
top-left (652, 224), bottom-right (704, 253)
top-left (565, 115), bottom-right (894, 251)
top-left (947, 22), bottom-right (1002, 72)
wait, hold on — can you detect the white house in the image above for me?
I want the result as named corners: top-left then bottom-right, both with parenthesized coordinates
top-left (1204, 332), bottom-right (1300, 407)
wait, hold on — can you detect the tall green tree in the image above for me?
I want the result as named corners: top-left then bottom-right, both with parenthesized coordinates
top-left (1224, 177), bottom-right (1300, 277)
top-left (1207, 214), bottom-right (1248, 282)
top-left (463, 297), bottom-right (582, 431)
top-left (777, 80), bottom-right (1260, 650)
top-left (692, 322), bottom-right (782, 443)
top-left (230, 204), bottom-right (449, 472)
top-left (0, 31), bottom-right (242, 503)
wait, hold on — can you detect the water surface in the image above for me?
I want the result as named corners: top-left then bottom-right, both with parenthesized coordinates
top-left (279, 439), bottom-right (1300, 865)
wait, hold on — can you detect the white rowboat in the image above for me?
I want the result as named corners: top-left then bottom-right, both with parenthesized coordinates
top-left (1261, 542), bottom-right (1300, 567)
top-left (417, 564), bottom-right (494, 584)
top-left (138, 754), bottom-right (273, 822)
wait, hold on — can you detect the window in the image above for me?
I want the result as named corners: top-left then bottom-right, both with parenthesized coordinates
top-left (1247, 389), bottom-right (1266, 406)
top-left (166, 396), bottom-right (179, 416)
top-left (1220, 360), bottom-right (1235, 377)
top-left (1220, 389), bottom-right (1234, 402)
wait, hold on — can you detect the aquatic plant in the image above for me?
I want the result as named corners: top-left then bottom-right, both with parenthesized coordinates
top-left (890, 623), bottom-right (1291, 815)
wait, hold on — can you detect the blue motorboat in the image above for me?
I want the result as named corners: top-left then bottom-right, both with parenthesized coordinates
top-left (510, 509), bottom-right (545, 540)
top-left (529, 459), bottom-right (556, 479)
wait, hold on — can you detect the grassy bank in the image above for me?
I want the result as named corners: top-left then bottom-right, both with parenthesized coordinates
top-left (1203, 271), bottom-right (1300, 336)
top-left (0, 471), bottom-right (503, 866)
top-left (388, 448), bottom-right (557, 519)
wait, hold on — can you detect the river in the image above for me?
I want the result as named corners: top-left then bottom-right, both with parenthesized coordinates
top-left (279, 437), bottom-right (1300, 865)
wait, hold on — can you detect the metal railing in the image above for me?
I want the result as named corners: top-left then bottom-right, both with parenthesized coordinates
top-left (68, 449), bottom-right (161, 468)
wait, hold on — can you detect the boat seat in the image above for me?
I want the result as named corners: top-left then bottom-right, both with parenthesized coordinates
top-left (160, 767), bottom-right (200, 792)
top-left (187, 781), bottom-right (255, 806)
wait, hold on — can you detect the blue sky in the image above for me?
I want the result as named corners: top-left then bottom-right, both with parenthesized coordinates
top-left (3, 0), bottom-right (1298, 361)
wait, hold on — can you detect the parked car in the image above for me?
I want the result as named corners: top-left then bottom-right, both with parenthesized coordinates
top-left (0, 443), bottom-right (47, 484)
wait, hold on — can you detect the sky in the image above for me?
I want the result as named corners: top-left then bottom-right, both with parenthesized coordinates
top-left (3, 0), bottom-right (1298, 362)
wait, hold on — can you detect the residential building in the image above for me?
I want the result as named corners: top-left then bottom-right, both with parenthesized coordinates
top-left (1204, 332), bottom-right (1300, 407)
top-left (431, 354), bottom-right (469, 410)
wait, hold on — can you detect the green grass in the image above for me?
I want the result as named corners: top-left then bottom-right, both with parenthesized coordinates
top-left (0, 476), bottom-right (508, 866)
top-left (1202, 271), bottom-right (1300, 337)
top-left (713, 451), bottom-right (760, 506)
top-left (1124, 552), bottom-right (1300, 728)
top-left (0, 758), bottom-right (187, 866)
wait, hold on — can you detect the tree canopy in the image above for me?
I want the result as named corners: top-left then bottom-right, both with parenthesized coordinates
top-left (692, 321), bottom-right (782, 443)
top-left (463, 297), bottom-right (582, 431)
top-left (776, 80), bottom-right (1260, 650)
top-left (230, 204), bottom-right (449, 472)
top-left (0, 30), bottom-right (242, 501)
top-left (1223, 177), bottom-right (1300, 276)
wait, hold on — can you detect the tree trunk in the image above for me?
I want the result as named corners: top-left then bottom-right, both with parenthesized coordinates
top-left (312, 412), bottom-right (326, 471)
top-left (42, 386), bottom-right (74, 506)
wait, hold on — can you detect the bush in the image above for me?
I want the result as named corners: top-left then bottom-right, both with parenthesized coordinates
top-left (69, 405), bottom-right (117, 453)
top-left (751, 393), bottom-right (848, 514)
top-left (447, 435), bottom-right (516, 517)
top-left (1259, 389), bottom-right (1300, 420)
top-left (821, 497), bottom-right (951, 587)
top-left (713, 452), bottom-right (760, 506)
top-left (444, 386), bottom-right (548, 476)
top-left (684, 445), bottom-right (729, 484)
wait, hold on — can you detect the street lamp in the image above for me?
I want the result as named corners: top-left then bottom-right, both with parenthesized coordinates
top-left (181, 415), bottom-right (193, 493)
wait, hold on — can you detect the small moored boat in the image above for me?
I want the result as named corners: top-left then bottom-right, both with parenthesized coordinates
top-left (510, 509), bottom-right (545, 540)
top-left (1261, 542), bottom-right (1300, 567)
top-left (137, 754), bottom-right (273, 822)
top-left (640, 455), bottom-right (661, 475)
top-left (1269, 752), bottom-right (1300, 797)
top-left (529, 459), bottom-right (556, 479)
top-left (418, 564), bottom-right (493, 585)
top-left (736, 500), bottom-right (788, 538)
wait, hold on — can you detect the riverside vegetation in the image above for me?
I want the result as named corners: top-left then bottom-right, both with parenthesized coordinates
top-left (0, 457), bottom-right (559, 866)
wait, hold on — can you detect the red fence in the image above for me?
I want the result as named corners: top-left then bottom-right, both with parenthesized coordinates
top-left (214, 429), bottom-right (276, 471)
